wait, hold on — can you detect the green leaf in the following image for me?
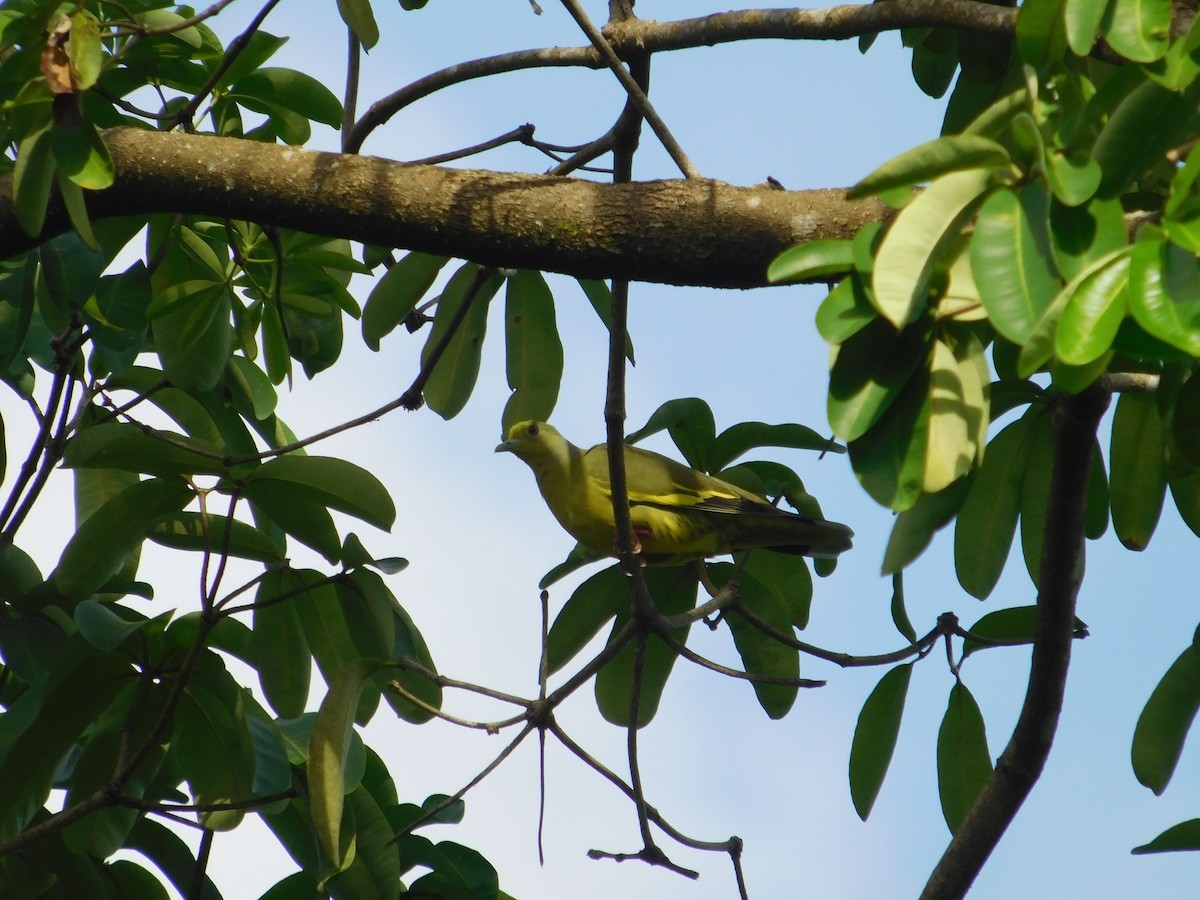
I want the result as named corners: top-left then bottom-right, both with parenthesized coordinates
top-left (1065, 0), bottom-right (1110, 54)
top-left (50, 477), bottom-right (192, 604)
top-left (627, 397), bottom-right (716, 471)
top-left (883, 478), bottom-right (969, 574)
top-left (247, 455), bottom-right (395, 531)
top-left (175, 665), bottom-right (256, 830)
top-left (125, 818), bottom-right (221, 900)
top-left (335, 0), bottom-right (379, 49)
top-left (1129, 237), bottom-right (1200, 356)
top-left (422, 265), bottom-right (502, 420)
top-left (828, 317), bottom-right (929, 442)
top-left (1055, 249), bottom-right (1130, 365)
top-left (153, 286), bottom-right (232, 393)
top-left (923, 333), bottom-right (988, 494)
top-left (743, 548), bottom-right (814, 630)
top-left (546, 565), bottom-right (626, 675)
top-left (1093, 78), bottom-right (1199, 198)
top-left (1016, 0), bottom-right (1069, 67)
top-left (849, 136), bottom-right (1010, 200)
top-left (725, 569), bottom-right (802, 719)
top-left (1110, 391), bottom-right (1166, 550)
top-left (846, 362), bottom-right (931, 512)
top-left (39, 230), bottom-right (104, 312)
top-left (309, 658), bottom-right (383, 866)
top-left (292, 573), bottom-right (379, 724)
top-left (595, 567), bottom-right (697, 727)
top-left (228, 355), bottom-right (277, 421)
top-left (849, 664), bottom-right (913, 820)
top-left (229, 68), bottom-right (343, 127)
top-left (937, 682), bottom-right (993, 834)
top-left (51, 119), bottom-right (113, 190)
top-left (578, 279), bottom-right (635, 364)
top-left (502, 269), bottom-right (563, 433)
top-left (955, 412), bottom-right (1040, 599)
top-left (873, 168), bottom-right (996, 327)
top-left (816, 275), bottom-right (877, 344)
top-left (1132, 642), bottom-right (1200, 794)
top-left (708, 422), bottom-right (838, 472)
top-left (74, 600), bottom-right (149, 651)
top-left (63, 422), bottom-right (226, 477)
top-left (1018, 413), bottom-right (1056, 586)
top-left (361, 252), bottom-right (447, 351)
top-left (1133, 819), bottom-right (1200, 854)
top-left (971, 185), bottom-right (1061, 345)
top-left (962, 606), bottom-right (1088, 657)
top-left (244, 481), bottom-right (341, 562)
top-left (767, 239), bottom-right (855, 282)
top-left (13, 128), bottom-right (55, 236)
top-left (1104, 0), bottom-right (1171, 62)
top-left (1049, 197), bottom-right (1127, 281)
top-left (252, 570), bottom-right (312, 718)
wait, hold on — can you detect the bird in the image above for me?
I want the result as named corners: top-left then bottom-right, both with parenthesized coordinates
top-left (496, 420), bottom-right (853, 565)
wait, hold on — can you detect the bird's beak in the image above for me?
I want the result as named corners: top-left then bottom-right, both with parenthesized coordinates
top-left (494, 440), bottom-right (514, 454)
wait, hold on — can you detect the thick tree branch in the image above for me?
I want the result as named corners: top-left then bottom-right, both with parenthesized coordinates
top-left (920, 385), bottom-right (1111, 900)
top-left (0, 127), bottom-right (886, 288)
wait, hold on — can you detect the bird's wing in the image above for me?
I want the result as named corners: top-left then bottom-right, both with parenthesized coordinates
top-left (582, 442), bottom-right (768, 512)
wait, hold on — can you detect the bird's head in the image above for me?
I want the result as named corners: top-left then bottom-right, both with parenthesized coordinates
top-left (494, 420), bottom-right (568, 464)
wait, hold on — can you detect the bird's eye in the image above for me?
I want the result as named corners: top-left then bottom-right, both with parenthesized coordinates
top-left (527, 424), bottom-right (539, 437)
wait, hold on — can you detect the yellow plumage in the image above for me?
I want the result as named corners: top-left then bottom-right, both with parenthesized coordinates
top-left (496, 420), bottom-right (852, 565)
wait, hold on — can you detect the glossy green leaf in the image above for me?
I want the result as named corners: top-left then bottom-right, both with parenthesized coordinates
top-left (595, 567), bottom-right (697, 727)
top-left (1110, 391), bottom-right (1167, 550)
top-left (723, 566), bottom-right (801, 719)
top-left (546, 565), bottom-right (625, 675)
top-left (63, 422), bottom-right (226, 477)
top-left (883, 478), bottom-right (969, 574)
top-left (955, 413), bottom-right (1040, 599)
top-left (848, 136), bottom-right (1010, 200)
top-left (335, 0), bottom-right (379, 49)
top-left (1129, 238), bottom-right (1200, 355)
top-left (767, 239), bottom-right (855, 282)
top-left (744, 548), bottom-right (814, 630)
top-left (1016, 0), bottom-right (1068, 66)
top-left (1132, 642), bottom-right (1200, 794)
top-left (228, 355), bottom-right (277, 421)
top-left (1064, 0), bottom-right (1110, 54)
top-left (962, 606), bottom-right (1088, 657)
top-left (1093, 78), bottom-right (1198, 198)
top-left (873, 168), bottom-right (997, 327)
top-left (39, 230), bottom-right (103, 312)
top-left (627, 397), bottom-right (716, 471)
top-left (910, 29), bottom-right (958, 99)
top-left (924, 334), bottom-right (987, 494)
top-left (1133, 819), bottom-right (1200, 854)
top-left (50, 477), bottom-right (192, 603)
top-left (361, 252), bottom-right (447, 351)
top-left (51, 119), bottom-right (113, 190)
top-left (422, 264), bottom-right (502, 420)
top-left (971, 185), bottom-right (1060, 344)
top-left (125, 818), bottom-right (222, 900)
top-left (244, 480), bottom-right (341, 562)
top-left (175, 663), bottom-right (257, 830)
top-left (847, 363), bottom-right (931, 512)
top-left (248, 455), bottom-right (394, 530)
top-left (709, 422), bottom-right (837, 472)
top-left (1045, 152), bottom-right (1102, 207)
top-left (309, 658), bottom-right (382, 866)
top-left (1055, 249), bottom-right (1130, 365)
top-left (1104, 0), bottom-right (1171, 62)
top-left (153, 286), bottom-right (232, 393)
top-left (815, 275), bottom-right (877, 344)
top-left (577, 279), bottom-right (635, 364)
top-left (229, 68), bottom-right (343, 127)
top-left (408, 840), bottom-right (500, 900)
top-left (502, 269), bottom-right (563, 433)
top-left (73, 600), bottom-right (148, 651)
top-left (252, 570), bottom-right (311, 718)
top-left (828, 317), bottom-right (929, 442)
top-left (1018, 413), bottom-right (1056, 587)
top-left (13, 128), bottom-right (54, 236)
top-left (850, 664), bottom-right (913, 820)
top-left (937, 682), bottom-right (993, 834)
top-left (1049, 197), bottom-right (1127, 281)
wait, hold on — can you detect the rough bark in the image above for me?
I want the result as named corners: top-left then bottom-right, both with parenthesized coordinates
top-left (0, 127), bottom-right (887, 288)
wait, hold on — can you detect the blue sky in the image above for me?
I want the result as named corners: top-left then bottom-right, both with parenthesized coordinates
top-left (9, 0), bottom-right (1200, 897)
